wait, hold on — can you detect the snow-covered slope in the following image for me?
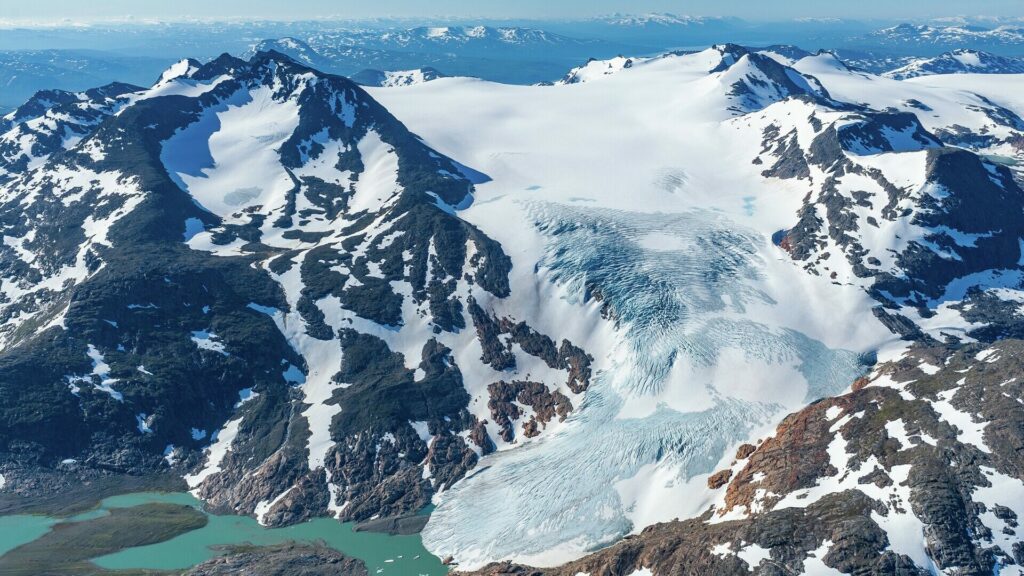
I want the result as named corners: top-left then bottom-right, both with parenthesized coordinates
top-left (350, 66), bottom-right (447, 87)
top-left (794, 52), bottom-right (1024, 161)
top-left (884, 49), bottom-right (1024, 80)
top-left (555, 55), bottom-right (649, 84)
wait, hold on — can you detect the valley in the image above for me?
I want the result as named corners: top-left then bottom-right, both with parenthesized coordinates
top-left (1, 11), bottom-right (1024, 574)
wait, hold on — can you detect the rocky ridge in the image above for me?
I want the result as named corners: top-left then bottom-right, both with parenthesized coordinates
top-left (0, 50), bottom-right (592, 530)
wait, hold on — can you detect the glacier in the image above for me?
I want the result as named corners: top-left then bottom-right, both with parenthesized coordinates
top-left (422, 203), bottom-right (873, 568)
top-left (362, 48), bottom-right (908, 568)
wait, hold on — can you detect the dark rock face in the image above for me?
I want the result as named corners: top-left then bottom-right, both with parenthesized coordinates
top-left (468, 297), bottom-right (594, 393)
top-left (760, 127), bottom-right (811, 180)
top-left (184, 543), bottom-right (368, 576)
top-left (164, 54), bottom-right (519, 524)
top-left (487, 380), bottom-right (572, 442)
top-left (837, 112), bottom-right (942, 154)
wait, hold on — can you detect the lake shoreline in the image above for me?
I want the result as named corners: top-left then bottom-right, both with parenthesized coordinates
top-left (0, 490), bottom-right (448, 575)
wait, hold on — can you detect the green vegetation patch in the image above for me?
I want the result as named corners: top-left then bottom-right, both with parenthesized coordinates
top-left (0, 502), bottom-right (206, 576)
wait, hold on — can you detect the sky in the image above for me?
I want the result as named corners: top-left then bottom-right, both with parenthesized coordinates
top-left (3, 0), bottom-right (1024, 23)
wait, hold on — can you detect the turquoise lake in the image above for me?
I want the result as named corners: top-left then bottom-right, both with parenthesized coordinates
top-left (0, 491), bottom-right (447, 575)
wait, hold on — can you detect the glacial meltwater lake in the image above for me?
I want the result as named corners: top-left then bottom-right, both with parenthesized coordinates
top-left (0, 491), bottom-right (447, 575)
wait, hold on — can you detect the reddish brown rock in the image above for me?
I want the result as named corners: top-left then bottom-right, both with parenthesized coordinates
top-left (707, 469), bottom-right (733, 489)
top-left (734, 443), bottom-right (756, 460)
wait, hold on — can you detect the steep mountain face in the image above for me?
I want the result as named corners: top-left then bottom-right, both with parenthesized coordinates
top-left (0, 50), bottom-right (592, 529)
top-left (351, 67), bottom-right (447, 87)
top-left (752, 95), bottom-right (1024, 323)
top-left (711, 45), bottom-right (832, 113)
top-left (884, 49), bottom-right (1024, 80)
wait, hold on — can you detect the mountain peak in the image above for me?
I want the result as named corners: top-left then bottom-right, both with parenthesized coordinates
top-left (883, 48), bottom-right (1024, 79)
top-left (707, 48), bottom-right (832, 113)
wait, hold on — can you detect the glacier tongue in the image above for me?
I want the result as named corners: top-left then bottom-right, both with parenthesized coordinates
top-left (422, 204), bottom-right (873, 568)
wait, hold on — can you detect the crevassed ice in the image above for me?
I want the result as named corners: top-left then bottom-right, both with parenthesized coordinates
top-left (423, 203), bottom-right (871, 568)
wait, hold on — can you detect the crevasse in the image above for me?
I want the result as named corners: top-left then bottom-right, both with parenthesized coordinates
top-left (422, 203), bottom-right (872, 568)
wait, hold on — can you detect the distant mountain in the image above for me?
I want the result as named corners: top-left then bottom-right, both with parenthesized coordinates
top-left (241, 26), bottom-right (638, 84)
top-left (543, 13), bottom-right (746, 48)
top-left (0, 49), bottom-right (171, 110)
top-left (350, 67), bottom-right (447, 87)
top-left (754, 44), bottom-right (813, 66)
top-left (598, 12), bottom-right (739, 28)
top-left (555, 55), bottom-right (649, 84)
top-left (884, 49), bottom-right (1024, 79)
top-left (244, 37), bottom-right (334, 70)
top-left (827, 49), bottom-right (918, 74)
top-left (857, 23), bottom-right (1024, 55)
top-left (248, 38), bottom-right (462, 78)
top-left (308, 25), bottom-right (612, 59)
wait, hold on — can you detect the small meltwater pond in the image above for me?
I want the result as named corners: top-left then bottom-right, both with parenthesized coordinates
top-left (1, 492), bottom-right (447, 575)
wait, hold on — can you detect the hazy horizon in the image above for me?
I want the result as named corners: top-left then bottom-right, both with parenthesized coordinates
top-left (3, 0), bottom-right (1024, 26)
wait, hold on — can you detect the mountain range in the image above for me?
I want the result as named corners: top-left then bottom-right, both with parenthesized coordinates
top-left (0, 34), bottom-right (1024, 576)
top-left (4, 17), bottom-right (1024, 107)
top-left (884, 48), bottom-right (1024, 79)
